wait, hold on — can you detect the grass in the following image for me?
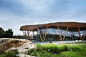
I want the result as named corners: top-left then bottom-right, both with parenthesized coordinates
top-left (27, 43), bottom-right (86, 57)
top-left (0, 50), bottom-right (19, 57)
top-left (42, 43), bottom-right (59, 53)
top-left (1, 43), bottom-right (85, 57)
top-left (28, 49), bottom-right (58, 57)
top-left (57, 51), bottom-right (86, 57)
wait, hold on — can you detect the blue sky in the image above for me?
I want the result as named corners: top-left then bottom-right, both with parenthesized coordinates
top-left (0, 0), bottom-right (86, 35)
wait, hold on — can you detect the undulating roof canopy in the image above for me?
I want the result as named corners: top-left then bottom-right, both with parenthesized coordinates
top-left (20, 22), bottom-right (86, 32)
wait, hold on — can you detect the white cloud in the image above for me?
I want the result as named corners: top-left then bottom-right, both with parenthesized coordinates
top-left (0, 0), bottom-right (86, 35)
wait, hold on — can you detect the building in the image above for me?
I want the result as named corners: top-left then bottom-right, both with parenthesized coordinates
top-left (20, 22), bottom-right (86, 41)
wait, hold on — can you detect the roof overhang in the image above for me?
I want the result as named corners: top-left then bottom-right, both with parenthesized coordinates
top-left (20, 22), bottom-right (86, 32)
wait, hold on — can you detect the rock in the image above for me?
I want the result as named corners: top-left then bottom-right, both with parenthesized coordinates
top-left (6, 42), bottom-right (36, 53)
top-left (0, 38), bottom-right (37, 57)
top-left (0, 39), bottom-right (11, 51)
top-left (0, 38), bottom-right (36, 54)
top-left (16, 53), bottom-right (37, 57)
top-left (22, 42), bottom-right (36, 49)
top-left (8, 40), bottom-right (24, 48)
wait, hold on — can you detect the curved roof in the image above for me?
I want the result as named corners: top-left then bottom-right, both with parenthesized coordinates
top-left (20, 22), bottom-right (86, 32)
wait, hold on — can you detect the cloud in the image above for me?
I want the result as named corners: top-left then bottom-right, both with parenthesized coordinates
top-left (0, 0), bottom-right (86, 35)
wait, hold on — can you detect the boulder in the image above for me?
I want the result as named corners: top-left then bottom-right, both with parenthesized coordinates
top-left (8, 40), bottom-right (25, 48)
top-left (0, 38), bottom-right (36, 53)
top-left (0, 38), bottom-right (37, 57)
top-left (0, 39), bottom-right (11, 51)
top-left (16, 53), bottom-right (37, 57)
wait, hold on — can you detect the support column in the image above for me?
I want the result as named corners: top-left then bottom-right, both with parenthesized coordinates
top-left (27, 31), bottom-right (30, 40)
top-left (57, 24), bottom-right (62, 41)
top-left (61, 29), bottom-right (63, 40)
top-left (43, 31), bottom-right (45, 41)
top-left (43, 26), bottom-right (48, 41)
top-left (37, 27), bottom-right (43, 41)
top-left (27, 27), bottom-right (30, 40)
top-left (63, 25), bottom-right (69, 40)
top-left (78, 26), bottom-right (81, 40)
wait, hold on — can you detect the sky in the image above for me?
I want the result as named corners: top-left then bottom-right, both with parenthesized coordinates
top-left (0, 0), bottom-right (86, 35)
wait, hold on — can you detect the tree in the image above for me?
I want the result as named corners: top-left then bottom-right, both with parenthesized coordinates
top-left (0, 27), bottom-right (5, 38)
top-left (4, 29), bottom-right (13, 38)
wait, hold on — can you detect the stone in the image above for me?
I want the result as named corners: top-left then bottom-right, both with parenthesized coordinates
top-left (21, 42), bottom-right (36, 49)
top-left (16, 53), bottom-right (37, 57)
top-left (8, 40), bottom-right (24, 48)
top-left (0, 38), bottom-right (36, 55)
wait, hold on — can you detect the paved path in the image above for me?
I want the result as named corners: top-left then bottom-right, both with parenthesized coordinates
top-left (31, 40), bottom-right (86, 45)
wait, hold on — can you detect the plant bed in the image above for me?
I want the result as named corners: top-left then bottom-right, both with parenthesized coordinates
top-left (26, 43), bottom-right (86, 57)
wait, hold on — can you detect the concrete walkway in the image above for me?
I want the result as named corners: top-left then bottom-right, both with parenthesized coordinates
top-left (31, 40), bottom-right (86, 45)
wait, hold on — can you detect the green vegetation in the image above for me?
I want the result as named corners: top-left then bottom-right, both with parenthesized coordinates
top-left (1, 43), bottom-right (85, 57)
top-left (0, 50), bottom-right (19, 57)
top-left (0, 27), bottom-right (5, 38)
top-left (57, 51), bottom-right (86, 57)
top-left (0, 27), bottom-right (13, 38)
top-left (30, 50), bottom-right (57, 57)
top-left (4, 29), bottom-right (13, 38)
top-left (27, 43), bottom-right (86, 57)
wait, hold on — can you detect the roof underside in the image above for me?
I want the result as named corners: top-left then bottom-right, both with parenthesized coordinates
top-left (20, 22), bottom-right (86, 32)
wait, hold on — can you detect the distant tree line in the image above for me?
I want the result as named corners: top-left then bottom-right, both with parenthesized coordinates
top-left (0, 27), bottom-right (13, 38)
top-left (13, 35), bottom-right (25, 39)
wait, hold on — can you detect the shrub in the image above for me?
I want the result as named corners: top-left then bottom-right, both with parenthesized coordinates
top-left (0, 54), bottom-right (6, 57)
top-left (57, 51), bottom-right (82, 57)
top-left (0, 50), bottom-right (6, 54)
top-left (28, 49), bottom-right (35, 55)
top-left (30, 50), bottom-right (58, 57)
top-left (0, 50), bottom-right (19, 57)
top-left (37, 43), bottom-right (43, 51)
top-left (69, 45), bottom-right (83, 51)
top-left (5, 50), bottom-right (19, 57)
top-left (58, 45), bottom-right (70, 52)
top-left (30, 51), bottom-right (38, 56)
top-left (42, 44), bottom-right (58, 53)
top-left (6, 51), bottom-right (16, 57)
top-left (29, 43), bottom-right (86, 57)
